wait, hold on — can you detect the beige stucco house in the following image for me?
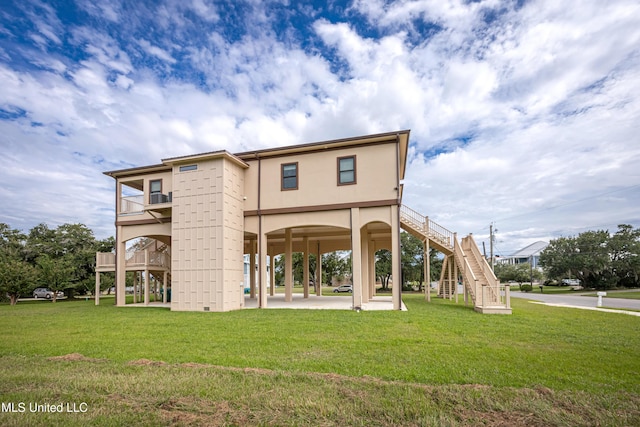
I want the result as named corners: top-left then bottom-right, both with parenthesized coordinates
top-left (96, 130), bottom-right (511, 314)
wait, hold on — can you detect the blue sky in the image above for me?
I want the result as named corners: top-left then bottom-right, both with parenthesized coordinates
top-left (1, 0), bottom-right (639, 255)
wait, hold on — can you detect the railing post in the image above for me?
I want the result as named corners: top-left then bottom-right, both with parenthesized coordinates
top-left (505, 284), bottom-right (511, 309)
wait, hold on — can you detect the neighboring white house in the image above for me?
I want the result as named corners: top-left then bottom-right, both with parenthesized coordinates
top-left (497, 241), bottom-right (548, 269)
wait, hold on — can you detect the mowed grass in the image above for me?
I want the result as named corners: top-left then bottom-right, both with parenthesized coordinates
top-left (1, 295), bottom-right (639, 426)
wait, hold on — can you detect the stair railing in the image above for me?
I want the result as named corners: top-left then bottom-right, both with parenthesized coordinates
top-left (453, 235), bottom-right (478, 305)
top-left (462, 235), bottom-right (502, 306)
top-left (399, 205), bottom-right (454, 249)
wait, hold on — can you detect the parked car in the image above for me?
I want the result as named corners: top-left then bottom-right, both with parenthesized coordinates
top-left (32, 288), bottom-right (64, 299)
top-left (333, 284), bottom-right (353, 293)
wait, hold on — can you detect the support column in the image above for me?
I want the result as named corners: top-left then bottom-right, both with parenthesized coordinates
top-left (361, 231), bottom-right (370, 303)
top-left (454, 260), bottom-right (459, 303)
top-left (259, 230), bottom-right (268, 308)
top-left (269, 251), bottom-right (275, 296)
top-left (391, 206), bottom-right (401, 310)
top-left (132, 271), bottom-right (137, 303)
top-left (448, 255), bottom-right (454, 301)
top-left (163, 271), bottom-right (168, 303)
top-left (249, 241), bottom-right (256, 299)
top-left (316, 242), bottom-right (322, 296)
top-left (115, 234), bottom-right (126, 306)
top-left (351, 208), bottom-right (363, 309)
top-left (369, 241), bottom-right (376, 298)
top-left (144, 271), bottom-right (150, 305)
top-left (95, 271), bottom-right (100, 305)
top-left (285, 228), bottom-right (293, 302)
top-left (425, 239), bottom-right (431, 302)
top-left (303, 237), bottom-right (310, 299)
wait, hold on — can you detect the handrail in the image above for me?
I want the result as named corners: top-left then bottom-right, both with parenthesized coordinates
top-left (120, 195), bottom-right (144, 214)
top-left (399, 205), bottom-right (425, 230)
top-left (96, 252), bottom-right (115, 267)
top-left (462, 235), bottom-right (499, 288)
top-left (96, 250), bottom-right (170, 269)
top-left (462, 235), bottom-right (502, 307)
top-left (427, 219), bottom-right (454, 248)
top-left (453, 235), bottom-right (478, 304)
top-left (399, 205), bottom-right (454, 249)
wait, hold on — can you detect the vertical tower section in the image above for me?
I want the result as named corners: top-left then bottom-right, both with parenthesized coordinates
top-left (167, 152), bottom-right (247, 312)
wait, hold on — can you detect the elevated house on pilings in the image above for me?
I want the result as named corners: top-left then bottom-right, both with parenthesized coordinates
top-left (96, 130), bottom-right (511, 314)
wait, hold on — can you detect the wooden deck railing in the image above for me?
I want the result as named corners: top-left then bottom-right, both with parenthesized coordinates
top-left (400, 205), bottom-right (454, 249)
top-left (96, 250), bottom-right (170, 271)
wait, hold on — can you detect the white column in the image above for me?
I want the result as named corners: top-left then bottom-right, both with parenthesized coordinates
top-left (285, 228), bottom-right (293, 302)
top-left (316, 242), bottom-right (322, 296)
top-left (144, 270), bottom-right (150, 305)
top-left (303, 237), bottom-right (310, 299)
top-left (115, 232), bottom-right (126, 306)
top-left (425, 239), bottom-right (431, 302)
top-left (391, 206), bottom-right (401, 310)
top-left (163, 271), bottom-right (168, 303)
top-left (95, 270), bottom-right (100, 305)
top-left (259, 230), bottom-right (268, 308)
top-left (351, 208), bottom-right (363, 309)
top-left (269, 251), bottom-right (275, 296)
top-left (249, 241), bottom-right (256, 299)
top-left (369, 240), bottom-right (376, 298)
top-left (454, 260), bottom-right (459, 303)
top-left (361, 231), bottom-right (370, 303)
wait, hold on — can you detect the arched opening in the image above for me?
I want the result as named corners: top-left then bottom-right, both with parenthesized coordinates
top-left (96, 233), bottom-right (171, 307)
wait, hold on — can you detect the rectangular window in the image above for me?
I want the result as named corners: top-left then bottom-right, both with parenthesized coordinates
top-left (150, 180), bottom-right (162, 194)
top-left (179, 164), bottom-right (197, 172)
top-left (281, 162), bottom-right (298, 190)
top-left (338, 156), bottom-right (356, 185)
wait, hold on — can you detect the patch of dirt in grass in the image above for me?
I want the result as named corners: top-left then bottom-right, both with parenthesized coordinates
top-left (458, 410), bottom-right (543, 427)
top-left (159, 397), bottom-right (249, 426)
top-left (47, 353), bottom-right (106, 362)
top-left (128, 358), bottom-right (169, 367)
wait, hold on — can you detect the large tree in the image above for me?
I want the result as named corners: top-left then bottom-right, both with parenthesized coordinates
top-left (0, 224), bottom-right (34, 304)
top-left (36, 254), bottom-right (73, 302)
top-left (608, 224), bottom-right (640, 288)
top-left (540, 225), bottom-right (640, 289)
top-left (494, 263), bottom-right (542, 289)
top-left (376, 232), bottom-right (443, 291)
top-left (0, 259), bottom-right (37, 305)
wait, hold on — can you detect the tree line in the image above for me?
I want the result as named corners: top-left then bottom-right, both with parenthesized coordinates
top-left (539, 224), bottom-right (640, 289)
top-left (0, 223), bottom-right (114, 304)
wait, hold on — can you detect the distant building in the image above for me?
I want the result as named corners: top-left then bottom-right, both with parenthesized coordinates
top-left (497, 241), bottom-right (548, 269)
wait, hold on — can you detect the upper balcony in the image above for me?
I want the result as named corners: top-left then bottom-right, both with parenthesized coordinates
top-left (114, 171), bottom-right (173, 221)
top-left (145, 192), bottom-right (172, 215)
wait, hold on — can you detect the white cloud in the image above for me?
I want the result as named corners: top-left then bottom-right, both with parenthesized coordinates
top-left (137, 39), bottom-right (177, 64)
top-left (0, 0), bottom-right (639, 252)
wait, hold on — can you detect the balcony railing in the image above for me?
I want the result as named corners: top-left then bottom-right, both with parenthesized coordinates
top-left (96, 250), bottom-right (170, 271)
top-left (120, 195), bottom-right (144, 214)
top-left (149, 192), bottom-right (172, 204)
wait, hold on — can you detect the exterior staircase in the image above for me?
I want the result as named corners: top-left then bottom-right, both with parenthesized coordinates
top-left (400, 205), bottom-right (511, 314)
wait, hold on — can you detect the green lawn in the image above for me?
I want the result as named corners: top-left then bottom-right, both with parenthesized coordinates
top-left (1, 295), bottom-right (639, 426)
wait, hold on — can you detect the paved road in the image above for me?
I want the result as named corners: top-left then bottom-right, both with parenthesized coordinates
top-left (511, 290), bottom-right (640, 311)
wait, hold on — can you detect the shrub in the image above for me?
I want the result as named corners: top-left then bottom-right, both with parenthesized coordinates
top-left (521, 284), bottom-right (533, 292)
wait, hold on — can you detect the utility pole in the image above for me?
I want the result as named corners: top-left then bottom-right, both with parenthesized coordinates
top-left (489, 223), bottom-right (494, 271)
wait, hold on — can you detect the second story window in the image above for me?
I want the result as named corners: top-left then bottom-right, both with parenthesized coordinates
top-left (149, 179), bottom-right (163, 204)
top-left (338, 156), bottom-right (356, 185)
top-left (281, 162), bottom-right (298, 190)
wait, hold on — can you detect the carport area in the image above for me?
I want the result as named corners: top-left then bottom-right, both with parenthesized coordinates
top-left (243, 294), bottom-right (407, 311)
